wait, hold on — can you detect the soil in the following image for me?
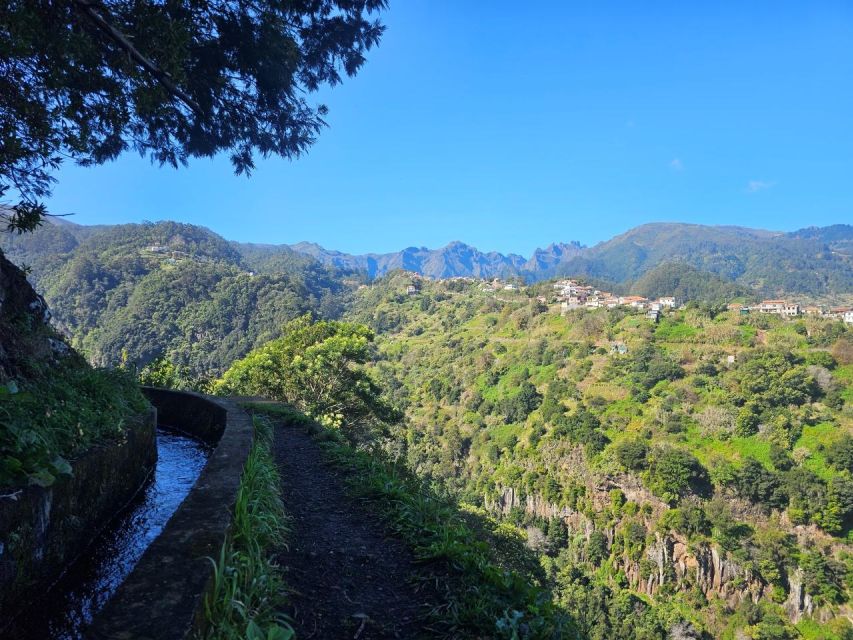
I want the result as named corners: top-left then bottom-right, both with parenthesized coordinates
top-left (271, 420), bottom-right (437, 640)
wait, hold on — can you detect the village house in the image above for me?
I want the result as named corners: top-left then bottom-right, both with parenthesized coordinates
top-left (619, 295), bottom-right (650, 309)
top-left (757, 300), bottom-right (786, 314)
top-left (658, 296), bottom-right (677, 308)
top-left (756, 300), bottom-right (800, 316)
top-left (831, 307), bottom-right (853, 324)
top-left (781, 303), bottom-right (801, 316)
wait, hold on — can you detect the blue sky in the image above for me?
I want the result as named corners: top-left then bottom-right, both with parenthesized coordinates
top-left (47, 1), bottom-right (853, 256)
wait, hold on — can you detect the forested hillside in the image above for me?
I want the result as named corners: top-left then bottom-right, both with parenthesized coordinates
top-left (553, 224), bottom-right (853, 298)
top-left (343, 273), bottom-right (853, 639)
top-left (1, 221), bottom-right (355, 378)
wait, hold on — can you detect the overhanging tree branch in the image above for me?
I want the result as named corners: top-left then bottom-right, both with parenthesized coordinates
top-left (72, 0), bottom-right (203, 115)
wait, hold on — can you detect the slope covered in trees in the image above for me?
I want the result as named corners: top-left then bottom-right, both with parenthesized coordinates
top-left (337, 273), bottom-right (853, 639)
top-left (1, 221), bottom-right (355, 378)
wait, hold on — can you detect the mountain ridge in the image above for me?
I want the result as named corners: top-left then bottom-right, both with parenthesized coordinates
top-left (4, 219), bottom-right (853, 297)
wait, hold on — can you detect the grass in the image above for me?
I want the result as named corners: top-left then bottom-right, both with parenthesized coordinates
top-left (244, 401), bottom-right (574, 639)
top-left (654, 319), bottom-right (698, 342)
top-left (835, 364), bottom-right (853, 404)
top-left (198, 415), bottom-right (293, 640)
top-left (795, 422), bottom-right (838, 481)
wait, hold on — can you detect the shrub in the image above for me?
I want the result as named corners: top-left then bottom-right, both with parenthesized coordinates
top-left (615, 439), bottom-right (650, 472)
top-left (645, 446), bottom-right (709, 505)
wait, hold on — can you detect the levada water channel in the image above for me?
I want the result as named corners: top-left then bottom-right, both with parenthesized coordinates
top-left (5, 426), bottom-right (211, 639)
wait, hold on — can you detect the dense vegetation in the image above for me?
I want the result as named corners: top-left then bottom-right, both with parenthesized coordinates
top-left (1, 221), bottom-right (355, 379)
top-left (216, 316), bottom-right (398, 440)
top-left (0, 252), bottom-right (147, 488)
top-left (5, 219), bottom-right (853, 637)
top-left (338, 273), bottom-right (853, 639)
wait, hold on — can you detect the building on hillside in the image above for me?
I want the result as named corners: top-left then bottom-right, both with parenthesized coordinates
top-left (845, 309), bottom-right (853, 324)
top-left (620, 295), bottom-right (650, 309)
top-left (803, 306), bottom-right (823, 316)
top-left (658, 296), bottom-right (677, 308)
top-left (756, 300), bottom-right (800, 316)
top-left (758, 300), bottom-right (786, 314)
top-left (406, 283), bottom-right (419, 295)
top-left (647, 308), bottom-right (661, 322)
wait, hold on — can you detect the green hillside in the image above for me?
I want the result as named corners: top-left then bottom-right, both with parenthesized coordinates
top-left (2, 221), bottom-right (354, 378)
top-left (338, 273), bottom-right (853, 639)
top-left (554, 223), bottom-right (853, 299)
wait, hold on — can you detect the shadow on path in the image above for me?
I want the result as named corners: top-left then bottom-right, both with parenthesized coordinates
top-left (271, 421), bottom-right (435, 640)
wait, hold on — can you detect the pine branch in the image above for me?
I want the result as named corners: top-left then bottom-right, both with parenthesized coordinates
top-left (73, 0), bottom-right (203, 115)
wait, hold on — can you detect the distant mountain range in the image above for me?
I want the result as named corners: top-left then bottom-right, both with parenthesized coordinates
top-left (246, 222), bottom-right (853, 297)
top-left (241, 239), bottom-right (585, 280)
top-left (4, 219), bottom-right (853, 298)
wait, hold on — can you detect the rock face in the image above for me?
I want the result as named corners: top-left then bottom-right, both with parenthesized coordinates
top-left (0, 405), bottom-right (156, 619)
top-left (0, 251), bottom-right (62, 382)
top-left (486, 483), bottom-right (818, 620)
top-left (0, 251), bottom-right (158, 621)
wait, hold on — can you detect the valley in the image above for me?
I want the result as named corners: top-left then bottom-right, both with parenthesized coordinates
top-left (3, 220), bottom-right (852, 638)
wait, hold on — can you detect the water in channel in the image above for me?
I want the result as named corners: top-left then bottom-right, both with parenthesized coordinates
top-left (5, 426), bottom-right (211, 639)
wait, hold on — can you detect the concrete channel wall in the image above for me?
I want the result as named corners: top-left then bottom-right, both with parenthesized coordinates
top-left (0, 407), bottom-right (158, 619)
top-left (89, 389), bottom-right (254, 640)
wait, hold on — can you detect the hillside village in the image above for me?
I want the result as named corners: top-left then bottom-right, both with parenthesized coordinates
top-left (402, 275), bottom-right (853, 325)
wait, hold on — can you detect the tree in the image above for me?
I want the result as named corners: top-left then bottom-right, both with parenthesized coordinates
top-left (1, 0), bottom-right (386, 231)
top-left (827, 435), bottom-right (853, 474)
top-left (645, 446), bottom-right (709, 505)
top-left (216, 314), bottom-right (398, 439)
top-left (614, 439), bottom-right (649, 472)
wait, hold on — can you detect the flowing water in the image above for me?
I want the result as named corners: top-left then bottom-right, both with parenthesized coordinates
top-left (5, 427), bottom-right (211, 639)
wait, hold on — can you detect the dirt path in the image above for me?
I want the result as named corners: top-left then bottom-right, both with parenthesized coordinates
top-left (271, 421), bottom-right (435, 640)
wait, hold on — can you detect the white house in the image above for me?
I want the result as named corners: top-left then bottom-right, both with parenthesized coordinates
top-left (758, 300), bottom-right (787, 314)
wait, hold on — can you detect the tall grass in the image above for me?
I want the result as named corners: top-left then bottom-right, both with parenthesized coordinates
top-left (199, 416), bottom-right (293, 640)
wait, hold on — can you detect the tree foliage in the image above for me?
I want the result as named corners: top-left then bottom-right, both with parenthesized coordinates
top-left (1, 0), bottom-right (385, 229)
top-left (216, 314), bottom-right (397, 439)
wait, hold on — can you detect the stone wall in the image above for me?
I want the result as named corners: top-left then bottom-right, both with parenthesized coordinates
top-left (0, 408), bottom-right (157, 618)
top-left (89, 391), bottom-right (253, 640)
